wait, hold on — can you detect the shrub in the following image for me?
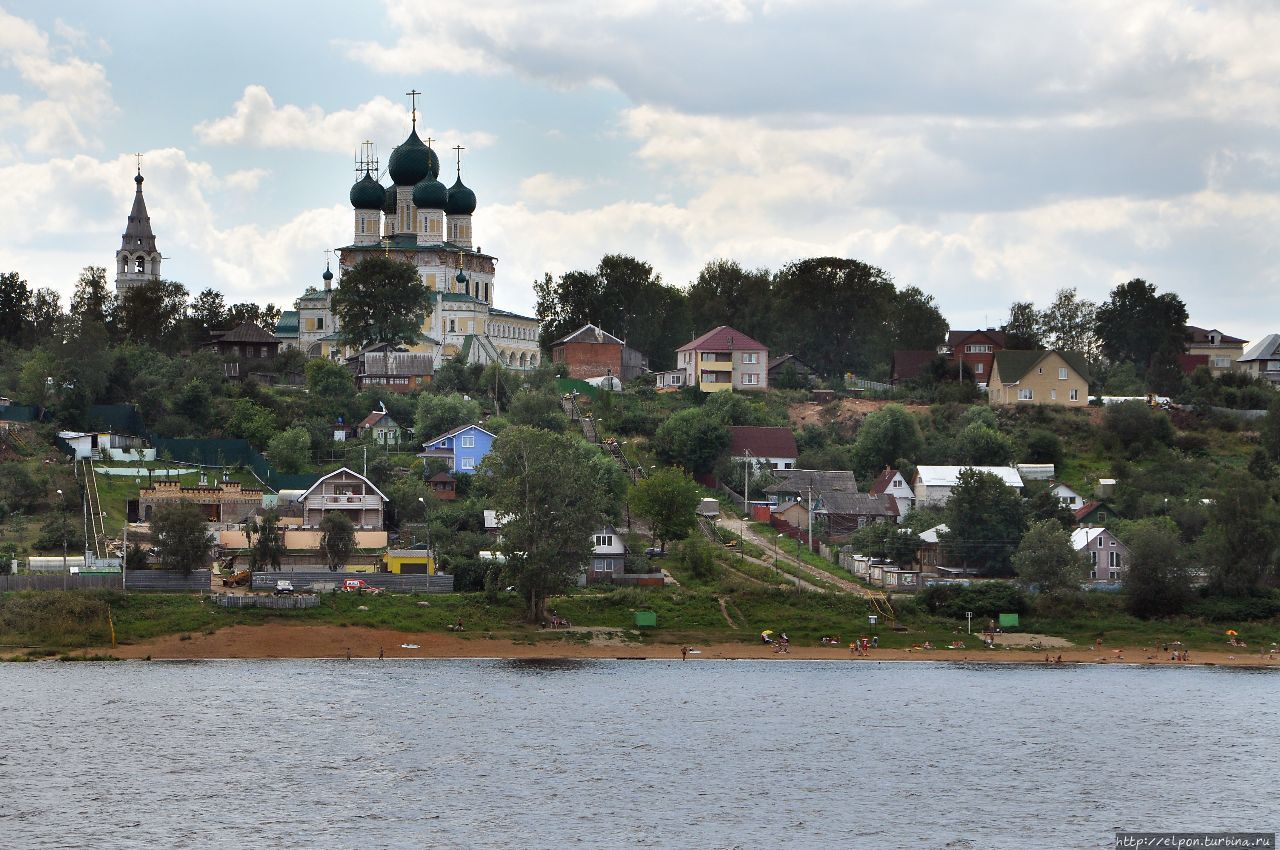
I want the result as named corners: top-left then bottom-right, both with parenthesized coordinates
top-left (918, 582), bottom-right (1028, 620)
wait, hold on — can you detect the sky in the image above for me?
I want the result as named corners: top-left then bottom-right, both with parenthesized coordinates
top-left (2, 0), bottom-right (1280, 342)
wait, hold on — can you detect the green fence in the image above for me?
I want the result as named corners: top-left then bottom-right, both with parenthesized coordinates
top-left (150, 437), bottom-right (320, 493)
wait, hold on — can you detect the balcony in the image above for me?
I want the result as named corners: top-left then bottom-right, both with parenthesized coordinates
top-left (306, 495), bottom-right (382, 510)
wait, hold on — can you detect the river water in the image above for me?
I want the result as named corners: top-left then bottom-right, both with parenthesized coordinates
top-left (0, 660), bottom-right (1275, 849)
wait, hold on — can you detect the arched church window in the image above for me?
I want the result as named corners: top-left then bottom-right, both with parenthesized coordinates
top-left (135, 256), bottom-right (145, 274)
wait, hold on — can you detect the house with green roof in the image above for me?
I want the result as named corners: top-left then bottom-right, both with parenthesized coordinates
top-left (988, 350), bottom-right (1091, 407)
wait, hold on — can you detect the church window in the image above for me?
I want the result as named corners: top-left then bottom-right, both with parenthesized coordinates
top-left (449, 319), bottom-right (456, 333)
top-left (360, 219), bottom-right (365, 234)
top-left (135, 256), bottom-right (145, 274)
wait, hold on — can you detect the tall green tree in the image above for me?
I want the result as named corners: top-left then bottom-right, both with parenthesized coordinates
top-left (686, 259), bottom-right (775, 346)
top-left (151, 501), bottom-right (213, 575)
top-left (771, 257), bottom-right (896, 376)
top-left (246, 510), bottom-right (286, 572)
top-left (267, 426), bottom-right (311, 474)
top-left (188, 288), bottom-right (228, 340)
top-left (70, 266), bottom-right (114, 332)
top-left (1040, 288), bottom-right (1099, 359)
top-left (333, 256), bottom-right (431, 350)
top-left (1011, 519), bottom-right (1083, 593)
top-left (942, 469), bottom-right (1027, 577)
top-left (114, 279), bottom-right (189, 349)
top-left (890, 286), bottom-right (950, 353)
top-left (629, 467), bottom-right (701, 551)
top-left (481, 427), bottom-right (626, 622)
top-left (1262, 396), bottom-right (1280, 462)
top-left (320, 512), bottom-right (356, 572)
top-left (1201, 470), bottom-right (1279, 596)
top-left (28, 288), bottom-right (66, 342)
top-left (1096, 279), bottom-right (1187, 377)
top-left (1122, 519), bottom-right (1193, 617)
top-left (1001, 300), bottom-right (1044, 349)
top-left (0, 271), bottom-right (31, 344)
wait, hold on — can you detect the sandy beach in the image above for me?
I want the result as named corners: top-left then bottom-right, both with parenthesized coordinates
top-left (92, 623), bottom-right (1280, 668)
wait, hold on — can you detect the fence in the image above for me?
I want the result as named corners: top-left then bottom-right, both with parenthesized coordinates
top-left (149, 437), bottom-right (321, 493)
top-left (249, 572), bottom-right (454, 593)
top-left (845, 376), bottom-right (894, 392)
top-left (213, 593), bottom-right (320, 609)
top-left (0, 570), bottom-right (210, 592)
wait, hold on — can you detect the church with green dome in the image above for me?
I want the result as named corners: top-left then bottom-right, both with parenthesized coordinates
top-left (330, 109), bottom-right (543, 372)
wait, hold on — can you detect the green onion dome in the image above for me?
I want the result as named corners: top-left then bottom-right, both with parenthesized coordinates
top-left (455, 269), bottom-right (468, 286)
top-left (349, 170), bottom-right (386, 210)
top-left (387, 130), bottom-right (440, 186)
top-left (412, 177), bottom-right (449, 210)
top-left (445, 176), bottom-right (476, 215)
top-left (322, 264), bottom-right (334, 282)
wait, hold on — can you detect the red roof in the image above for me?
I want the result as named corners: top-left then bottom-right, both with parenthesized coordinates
top-left (1185, 325), bottom-right (1246, 345)
top-left (677, 325), bottom-right (768, 353)
top-left (1073, 500), bottom-right (1103, 521)
top-left (729, 426), bottom-right (797, 459)
top-left (947, 329), bottom-right (1007, 348)
top-left (358, 411), bottom-right (387, 428)
top-left (867, 467), bottom-right (899, 496)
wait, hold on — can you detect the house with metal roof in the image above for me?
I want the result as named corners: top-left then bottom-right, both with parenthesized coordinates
top-left (1238, 334), bottom-right (1280, 384)
top-left (1071, 526), bottom-right (1129, 583)
top-left (987, 350), bottom-right (1091, 407)
top-left (671, 325), bottom-right (769, 392)
top-left (728, 426), bottom-right (798, 470)
top-left (913, 466), bottom-right (1024, 507)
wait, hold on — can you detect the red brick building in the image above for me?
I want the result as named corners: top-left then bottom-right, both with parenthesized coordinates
top-left (945, 329), bottom-right (1007, 386)
top-left (550, 323), bottom-right (648, 382)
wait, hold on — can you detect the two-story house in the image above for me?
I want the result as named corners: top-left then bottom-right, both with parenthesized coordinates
top-left (945, 329), bottom-right (1007, 386)
top-left (580, 524), bottom-right (628, 586)
top-left (1184, 326), bottom-right (1247, 376)
top-left (662, 325), bottom-right (769, 392)
top-left (1238, 334), bottom-right (1280, 385)
top-left (203, 321), bottom-right (281, 381)
top-left (357, 409), bottom-right (403, 445)
top-left (298, 467), bottom-right (387, 530)
top-left (420, 424), bottom-right (496, 474)
top-left (1071, 526), bottom-right (1129, 583)
top-left (550, 323), bottom-right (649, 382)
top-left (987, 350), bottom-right (1091, 407)
top-left (868, 466), bottom-right (915, 515)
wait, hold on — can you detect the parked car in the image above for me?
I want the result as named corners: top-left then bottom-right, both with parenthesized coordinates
top-left (340, 578), bottom-right (381, 594)
top-left (273, 580), bottom-right (294, 596)
top-left (644, 547), bottom-right (665, 558)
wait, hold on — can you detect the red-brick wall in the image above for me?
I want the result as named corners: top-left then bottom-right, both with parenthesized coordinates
top-left (552, 342), bottom-right (624, 380)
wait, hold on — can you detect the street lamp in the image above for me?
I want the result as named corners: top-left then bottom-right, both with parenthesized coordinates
top-left (775, 533), bottom-right (784, 573)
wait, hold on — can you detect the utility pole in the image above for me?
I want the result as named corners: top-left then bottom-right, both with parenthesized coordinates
top-left (742, 450), bottom-right (752, 517)
top-left (122, 504), bottom-right (128, 593)
top-left (807, 483), bottom-right (814, 553)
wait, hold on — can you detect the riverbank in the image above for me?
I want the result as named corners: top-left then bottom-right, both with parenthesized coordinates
top-left (80, 623), bottom-right (1280, 667)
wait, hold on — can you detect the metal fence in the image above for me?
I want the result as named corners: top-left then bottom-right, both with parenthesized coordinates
top-left (0, 570), bottom-right (210, 592)
top-left (213, 593), bottom-right (320, 609)
top-left (249, 572), bottom-right (454, 593)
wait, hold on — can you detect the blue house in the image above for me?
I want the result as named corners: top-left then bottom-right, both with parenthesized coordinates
top-left (420, 424), bottom-right (497, 475)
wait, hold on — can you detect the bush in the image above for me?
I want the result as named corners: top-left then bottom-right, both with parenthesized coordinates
top-left (918, 582), bottom-right (1028, 620)
top-left (1189, 593), bottom-right (1280, 622)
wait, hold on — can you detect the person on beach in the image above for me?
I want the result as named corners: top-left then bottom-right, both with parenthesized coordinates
top-left (378, 646), bottom-right (384, 660)
top-left (681, 646), bottom-right (689, 660)
top-left (871, 636), bottom-right (879, 649)
top-left (346, 647), bottom-right (351, 661)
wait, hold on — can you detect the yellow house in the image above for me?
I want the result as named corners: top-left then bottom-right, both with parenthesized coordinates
top-left (384, 548), bottom-right (437, 575)
top-left (988, 350), bottom-right (1090, 407)
top-left (673, 325), bottom-right (769, 392)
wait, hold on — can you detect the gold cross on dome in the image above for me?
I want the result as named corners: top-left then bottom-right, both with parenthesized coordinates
top-left (405, 89), bottom-right (421, 129)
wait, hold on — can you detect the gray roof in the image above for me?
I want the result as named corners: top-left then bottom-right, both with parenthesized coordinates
top-left (815, 492), bottom-right (896, 517)
top-left (1239, 334), bottom-right (1280, 362)
top-left (355, 351), bottom-right (435, 377)
top-left (553, 323), bottom-right (624, 347)
top-left (765, 469), bottom-right (859, 496)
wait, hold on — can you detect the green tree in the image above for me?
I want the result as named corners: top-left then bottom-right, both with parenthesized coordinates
top-left (246, 510), bottom-right (286, 572)
top-left (1102, 401), bottom-right (1173, 456)
top-left (850, 404), bottom-right (923, 477)
top-left (267, 426), bottom-right (311, 474)
top-left (506, 390), bottom-right (569, 432)
top-left (891, 286), bottom-right (949, 353)
top-left (629, 467), bottom-right (701, 551)
top-left (1001, 300), bottom-right (1044, 350)
top-left (28, 288), bottom-right (66, 342)
top-left (319, 512), bottom-right (356, 572)
top-left (1263, 396), bottom-right (1280, 462)
top-left (415, 392), bottom-right (482, 442)
top-left (481, 427), bottom-right (626, 622)
top-left (188, 288), bottom-right (228, 339)
top-left (220, 398), bottom-right (277, 447)
top-left (942, 469), bottom-right (1027, 577)
top-left (1040, 288), bottom-right (1100, 360)
top-left (70, 266), bottom-right (114, 332)
top-left (333, 256), bottom-right (431, 350)
top-left (113, 279), bottom-right (189, 348)
top-left (1122, 519), bottom-right (1193, 617)
top-left (1011, 519), bottom-right (1084, 593)
top-left (1021, 429), bottom-right (1063, 466)
top-left (651, 408), bottom-right (731, 475)
top-left (0, 463), bottom-right (43, 512)
top-left (1201, 470), bottom-right (1279, 596)
top-left (771, 257), bottom-right (897, 376)
top-left (686, 259), bottom-right (775, 346)
top-left (952, 423), bottom-right (1015, 466)
top-left (1096, 279), bottom-right (1187, 376)
top-left (0, 271), bottom-right (32, 344)
top-left (676, 536), bottom-right (720, 583)
top-left (305, 357), bottom-right (358, 417)
top-left (150, 501), bottom-right (212, 575)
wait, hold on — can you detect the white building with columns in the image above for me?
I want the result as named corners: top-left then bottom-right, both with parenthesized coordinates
top-left (336, 119), bottom-right (542, 370)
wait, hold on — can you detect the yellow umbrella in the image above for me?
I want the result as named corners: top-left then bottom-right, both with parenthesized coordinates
top-left (761, 630), bottom-right (774, 637)
top-left (1226, 630), bottom-right (1239, 636)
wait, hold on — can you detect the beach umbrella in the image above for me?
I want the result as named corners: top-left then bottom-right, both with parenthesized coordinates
top-left (1226, 630), bottom-right (1239, 636)
top-left (761, 630), bottom-right (774, 637)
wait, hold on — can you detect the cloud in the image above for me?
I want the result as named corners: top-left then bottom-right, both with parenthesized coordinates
top-left (517, 172), bottom-right (586, 206)
top-left (0, 7), bottom-right (115, 155)
top-left (0, 149), bottom-right (347, 310)
top-left (346, 0), bottom-right (1280, 125)
top-left (194, 85), bottom-right (496, 154)
top-left (223, 168), bottom-right (270, 193)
